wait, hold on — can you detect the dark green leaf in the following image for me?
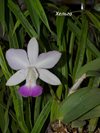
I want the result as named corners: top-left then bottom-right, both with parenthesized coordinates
top-left (0, 47), bottom-right (29, 133)
top-left (58, 87), bottom-right (100, 123)
top-left (50, 99), bottom-right (60, 121)
top-left (79, 105), bottom-right (100, 120)
top-left (31, 0), bottom-right (51, 32)
top-left (31, 99), bottom-right (52, 133)
top-left (8, 0), bottom-right (37, 37)
top-left (86, 11), bottom-right (100, 31)
top-left (24, 0), bottom-right (40, 35)
top-left (67, 19), bottom-right (100, 57)
top-left (76, 57), bottom-right (100, 79)
top-left (34, 96), bottom-right (42, 123)
top-left (8, 12), bottom-right (19, 48)
top-left (73, 16), bottom-right (88, 80)
top-left (13, 10), bottom-right (29, 35)
top-left (0, 0), bottom-right (5, 34)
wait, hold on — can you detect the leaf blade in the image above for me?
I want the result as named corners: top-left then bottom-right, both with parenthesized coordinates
top-left (8, 0), bottom-right (37, 37)
top-left (58, 87), bottom-right (100, 123)
top-left (31, 99), bottom-right (52, 133)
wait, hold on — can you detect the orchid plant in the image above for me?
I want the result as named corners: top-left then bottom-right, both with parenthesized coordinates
top-left (6, 37), bottom-right (61, 97)
top-left (0, 0), bottom-right (100, 133)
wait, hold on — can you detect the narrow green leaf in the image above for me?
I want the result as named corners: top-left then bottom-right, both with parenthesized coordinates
top-left (8, 0), bottom-right (37, 37)
top-left (58, 87), bottom-right (100, 123)
top-left (50, 86), bottom-right (62, 121)
top-left (56, 7), bottom-right (68, 46)
top-left (0, 47), bottom-right (29, 133)
top-left (56, 8), bottom-right (68, 95)
top-left (86, 11), bottom-right (100, 31)
top-left (24, 0), bottom-right (40, 35)
top-left (13, 10), bottom-right (29, 35)
top-left (69, 32), bottom-right (75, 74)
top-left (46, 3), bottom-right (58, 11)
top-left (4, 97), bottom-right (11, 133)
top-left (86, 48), bottom-right (92, 62)
top-left (31, 0), bottom-right (51, 32)
top-left (60, 36), bottom-right (68, 94)
top-left (0, 47), bottom-right (10, 79)
top-left (34, 96), bottom-right (42, 123)
top-left (8, 12), bottom-right (19, 48)
top-left (18, 27), bottom-right (25, 48)
top-left (25, 98), bottom-right (32, 131)
top-left (67, 19), bottom-right (100, 57)
top-left (73, 16), bottom-right (88, 80)
top-left (31, 99), bottom-right (52, 133)
top-left (56, 85), bottom-right (63, 99)
top-left (11, 120), bottom-right (20, 133)
top-left (76, 57), bottom-right (100, 79)
top-left (0, 0), bottom-right (5, 34)
top-left (50, 99), bottom-right (60, 122)
top-left (0, 105), bottom-right (5, 132)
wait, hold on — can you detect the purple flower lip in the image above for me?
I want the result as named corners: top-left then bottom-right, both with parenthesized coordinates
top-left (18, 85), bottom-right (43, 97)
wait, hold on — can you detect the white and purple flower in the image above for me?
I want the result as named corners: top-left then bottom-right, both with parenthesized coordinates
top-left (6, 37), bottom-right (61, 97)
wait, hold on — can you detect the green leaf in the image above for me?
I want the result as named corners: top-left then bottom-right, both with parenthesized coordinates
top-left (24, 98), bottom-right (32, 130)
top-left (71, 120), bottom-right (86, 128)
top-left (4, 97), bottom-right (11, 133)
top-left (56, 16), bottom-right (64, 46)
top-left (8, 0), bottom-right (37, 37)
top-left (31, 0), bottom-right (51, 32)
top-left (13, 10), bottom-right (29, 35)
top-left (88, 118), bottom-right (98, 132)
top-left (86, 11), bottom-right (100, 31)
top-left (0, 105), bottom-right (5, 132)
top-left (56, 85), bottom-right (63, 100)
top-left (76, 57), bottom-right (100, 79)
top-left (73, 16), bottom-right (88, 81)
top-left (8, 12), bottom-right (19, 48)
top-left (31, 99), bottom-right (52, 133)
top-left (79, 105), bottom-right (100, 120)
top-left (50, 99), bottom-right (60, 122)
top-left (34, 96), bottom-right (42, 123)
top-left (56, 7), bottom-right (68, 46)
top-left (69, 32), bottom-right (75, 74)
top-left (67, 19), bottom-right (100, 57)
top-left (86, 48), bottom-right (92, 62)
top-left (0, 47), bottom-right (29, 133)
top-left (58, 87), bottom-right (100, 123)
top-left (24, 0), bottom-right (40, 35)
top-left (0, 0), bottom-right (5, 34)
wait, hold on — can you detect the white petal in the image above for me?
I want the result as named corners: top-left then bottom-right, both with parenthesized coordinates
top-left (27, 38), bottom-right (39, 65)
top-left (38, 68), bottom-right (61, 85)
top-left (6, 49), bottom-right (29, 70)
top-left (35, 51), bottom-right (61, 69)
top-left (6, 69), bottom-right (28, 86)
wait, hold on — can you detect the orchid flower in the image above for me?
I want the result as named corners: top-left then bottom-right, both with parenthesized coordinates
top-left (6, 38), bottom-right (61, 97)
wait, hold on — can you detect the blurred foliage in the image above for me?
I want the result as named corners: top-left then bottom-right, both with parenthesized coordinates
top-left (0, 0), bottom-right (100, 133)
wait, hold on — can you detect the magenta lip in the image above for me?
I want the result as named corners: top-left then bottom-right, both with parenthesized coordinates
top-left (18, 85), bottom-right (43, 97)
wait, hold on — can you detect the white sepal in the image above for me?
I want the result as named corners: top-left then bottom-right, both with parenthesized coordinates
top-left (38, 68), bottom-right (61, 85)
top-left (27, 38), bottom-right (39, 65)
top-left (6, 49), bottom-right (29, 70)
top-left (6, 69), bottom-right (28, 86)
top-left (35, 51), bottom-right (61, 69)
